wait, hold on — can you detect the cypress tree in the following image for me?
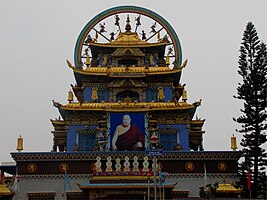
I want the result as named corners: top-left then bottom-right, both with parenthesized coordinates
top-left (234, 22), bottom-right (267, 198)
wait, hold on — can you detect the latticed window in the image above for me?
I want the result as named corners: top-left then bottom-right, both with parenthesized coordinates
top-left (78, 134), bottom-right (96, 151)
top-left (159, 128), bottom-right (179, 151)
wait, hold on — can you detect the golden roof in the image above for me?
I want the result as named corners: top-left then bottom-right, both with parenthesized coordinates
top-left (59, 101), bottom-right (194, 112)
top-left (69, 65), bottom-right (182, 77)
top-left (216, 183), bottom-right (242, 193)
top-left (90, 32), bottom-right (166, 48)
top-left (0, 184), bottom-right (13, 196)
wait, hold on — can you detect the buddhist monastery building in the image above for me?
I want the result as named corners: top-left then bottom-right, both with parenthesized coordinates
top-left (0, 6), bottom-right (242, 200)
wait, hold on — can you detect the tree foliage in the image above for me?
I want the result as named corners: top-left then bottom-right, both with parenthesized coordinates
top-left (234, 22), bottom-right (267, 198)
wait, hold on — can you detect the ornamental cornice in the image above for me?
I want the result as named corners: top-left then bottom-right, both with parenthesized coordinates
top-left (11, 151), bottom-right (242, 162)
top-left (168, 173), bottom-right (238, 178)
top-left (21, 174), bottom-right (90, 179)
top-left (69, 65), bottom-right (182, 77)
top-left (59, 101), bottom-right (194, 112)
top-left (19, 173), bottom-right (238, 179)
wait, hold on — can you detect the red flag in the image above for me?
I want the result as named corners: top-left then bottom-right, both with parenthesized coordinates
top-left (247, 168), bottom-right (251, 190)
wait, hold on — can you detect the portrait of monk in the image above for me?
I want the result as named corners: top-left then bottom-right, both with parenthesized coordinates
top-left (111, 114), bottom-right (145, 151)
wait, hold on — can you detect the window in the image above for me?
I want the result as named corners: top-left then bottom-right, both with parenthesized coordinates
top-left (78, 134), bottom-right (96, 151)
top-left (159, 128), bottom-right (179, 151)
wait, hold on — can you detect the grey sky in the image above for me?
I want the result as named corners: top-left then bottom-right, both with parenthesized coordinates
top-left (0, 0), bottom-right (266, 162)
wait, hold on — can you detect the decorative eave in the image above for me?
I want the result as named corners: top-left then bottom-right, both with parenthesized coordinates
top-left (50, 119), bottom-right (65, 126)
top-left (216, 183), bottom-right (242, 193)
top-left (56, 101), bottom-right (196, 112)
top-left (69, 65), bottom-right (183, 77)
top-left (52, 100), bottom-right (66, 119)
top-left (71, 84), bottom-right (84, 102)
top-left (0, 184), bottom-right (13, 196)
top-left (89, 41), bottom-right (166, 48)
top-left (189, 119), bottom-right (205, 132)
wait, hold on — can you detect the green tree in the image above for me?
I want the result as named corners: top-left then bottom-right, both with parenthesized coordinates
top-left (234, 22), bottom-right (267, 198)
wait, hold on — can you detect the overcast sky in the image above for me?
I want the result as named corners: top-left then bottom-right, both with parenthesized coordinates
top-left (0, 0), bottom-right (266, 163)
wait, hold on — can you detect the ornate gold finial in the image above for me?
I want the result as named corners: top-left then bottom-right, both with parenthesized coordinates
top-left (166, 55), bottom-right (170, 66)
top-left (17, 135), bottom-right (23, 152)
top-left (122, 96), bottom-right (133, 103)
top-left (102, 55), bottom-right (108, 66)
top-left (125, 15), bottom-right (132, 32)
top-left (231, 134), bottom-right (237, 151)
top-left (182, 89), bottom-right (187, 102)
top-left (85, 49), bottom-right (90, 67)
top-left (157, 87), bottom-right (165, 101)
top-left (91, 87), bottom-right (98, 101)
top-left (68, 90), bottom-right (73, 103)
top-left (150, 54), bottom-right (155, 66)
top-left (157, 32), bottom-right (160, 41)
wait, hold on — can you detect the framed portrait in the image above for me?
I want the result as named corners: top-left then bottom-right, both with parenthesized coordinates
top-left (110, 113), bottom-right (145, 151)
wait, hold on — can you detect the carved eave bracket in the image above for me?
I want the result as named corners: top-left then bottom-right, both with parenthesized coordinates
top-left (188, 99), bottom-right (202, 120)
top-left (193, 99), bottom-right (202, 107)
top-left (52, 100), bottom-right (66, 120)
top-left (67, 59), bottom-right (75, 70)
top-left (71, 84), bottom-right (84, 103)
top-left (52, 100), bottom-right (62, 108)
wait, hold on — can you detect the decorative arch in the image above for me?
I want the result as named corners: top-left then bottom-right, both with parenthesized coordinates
top-left (74, 6), bottom-right (182, 67)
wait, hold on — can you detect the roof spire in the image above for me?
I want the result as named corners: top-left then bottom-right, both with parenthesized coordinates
top-left (17, 135), bottom-right (23, 152)
top-left (125, 15), bottom-right (132, 32)
top-left (231, 134), bottom-right (237, 151)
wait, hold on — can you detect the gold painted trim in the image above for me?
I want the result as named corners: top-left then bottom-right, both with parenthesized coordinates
top-left (60, 102), bottom-right (194, 112)
top-left (71, 66), bottom-right (182, 76)
top-left (89, 42), bottom-right (166, 48)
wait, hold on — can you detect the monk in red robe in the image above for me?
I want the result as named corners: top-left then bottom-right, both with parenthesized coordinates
top-left (112, 114), bottom-right (145, 151)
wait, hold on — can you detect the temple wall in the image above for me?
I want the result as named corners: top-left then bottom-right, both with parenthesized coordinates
top-left (12, 175), bottom-right (239, 199)
top-left (13, 176), bottom-right (88, 200)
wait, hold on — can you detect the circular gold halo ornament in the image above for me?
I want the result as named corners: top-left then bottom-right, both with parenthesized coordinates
top-left (59, 163), bottom-right (69, 173)
top-left (218, 162), bottom-right (227, 171)
top-left (27, 163), bottom-right (37, 173)
top-left (185, 162), bottom-right (194, 171)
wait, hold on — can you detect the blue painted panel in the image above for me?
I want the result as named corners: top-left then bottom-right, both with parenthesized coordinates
top-left (78, 134), bottom-right (96, 151)
top-left (160, 133), bottom-right (177, 151)
top-left (98, 89), bottom-right (109, 102)
top-left (146, 88), bottom-right (157, 101)
top-left (146, 88), bottom-right (151, 101)
top-left (67, 125), bottom-right (84, 151)
top-left (84, 87), bottom-right (92, 102)
top-left (178, 124), bottom-right (189, 151)
top-left (164, 87), bottom-right (172, 101)
top-left (158, 124), bottom-right (189, 151)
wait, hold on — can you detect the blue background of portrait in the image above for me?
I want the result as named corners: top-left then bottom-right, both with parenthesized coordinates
top-left (110, 113), bottom-right (145, 146)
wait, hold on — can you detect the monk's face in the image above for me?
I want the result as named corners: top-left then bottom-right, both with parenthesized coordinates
top-left (122, 115), bottom-right (131, 126)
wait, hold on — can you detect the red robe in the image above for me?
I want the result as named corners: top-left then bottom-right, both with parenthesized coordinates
top-left (116, 124), bottom-right (145, 151)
